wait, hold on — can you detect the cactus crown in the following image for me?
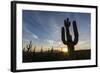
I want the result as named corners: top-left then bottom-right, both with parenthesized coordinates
top-left (61, 18), bottom-right (79, 45)
top-left (64, 18), bottom-right (71, 27)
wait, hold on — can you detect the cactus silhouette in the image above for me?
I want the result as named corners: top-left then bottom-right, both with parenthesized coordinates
top-left (26, 41), bottom-right (32, 52)
top-left (61, 18), bottom-right (79, 57)
top-left (33, 46), bottom-right (36, 53)
top-left (51, 46), bottom-right (54, 53)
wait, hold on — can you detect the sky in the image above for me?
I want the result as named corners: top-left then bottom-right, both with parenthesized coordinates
top-left (22, 10), bottom-right (91, 52)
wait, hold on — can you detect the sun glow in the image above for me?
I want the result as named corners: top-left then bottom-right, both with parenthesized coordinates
top-left (62, 48), bottom-right (68, 53)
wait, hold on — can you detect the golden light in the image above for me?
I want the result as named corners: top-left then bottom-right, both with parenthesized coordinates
top-left (62, 48), bottom-right (68, 53)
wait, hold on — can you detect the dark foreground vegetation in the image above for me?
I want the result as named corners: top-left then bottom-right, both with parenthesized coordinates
top-left (23, 49), bottom-right (91, 63)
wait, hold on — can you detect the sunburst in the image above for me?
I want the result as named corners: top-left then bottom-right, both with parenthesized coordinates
top-left (62, 48), bottom-right (68, 53)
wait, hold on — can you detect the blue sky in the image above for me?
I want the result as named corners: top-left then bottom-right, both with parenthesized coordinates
top-left (22, 10), bottom-right (91, 52)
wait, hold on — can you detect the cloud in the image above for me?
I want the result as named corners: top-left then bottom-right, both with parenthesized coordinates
top-left (23, 25), bottom-right (39, 40)
top-left (45, 39), bottom-right (65, 48)
top-left (78, 40), bottom-right (90, 45)
top-left (22, 38), bottom-right (29, 42)
top-left (75, 40), bottom-right (91, 50)
top-left (32, 33), bottom-right (39, 39)
top-left (46, 40), bottom-right (54, 45)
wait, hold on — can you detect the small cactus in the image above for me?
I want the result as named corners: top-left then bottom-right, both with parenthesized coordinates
top-left (26, 41), bottom-right (32, 52)
top-left (51, 46), bottom-right (54, 53)
top-left (40, 46), bottom-right (43, 53)
top-left (33, 46), bottom-right (36, 53)
top-left (61, 18), bottom-right (79, 57)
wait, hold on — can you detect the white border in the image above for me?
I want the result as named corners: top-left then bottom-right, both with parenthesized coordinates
top-left (16, 3), bottom-right (96, 70)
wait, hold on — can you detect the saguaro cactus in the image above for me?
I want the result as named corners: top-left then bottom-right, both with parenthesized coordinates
top-left (26, 41), bottom-right (32, 52)
top-left (61, 18), bottom-right (79, 57)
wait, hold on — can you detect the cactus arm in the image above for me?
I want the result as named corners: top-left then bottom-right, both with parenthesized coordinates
top-left (61, 27), bottom-right (68, 45)
top-left (64, 18), bottom-right (72, 42)
top-left (73, 21), bottom-right (79, 45)
top-left (65, 25), bottom-right (72, 42)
